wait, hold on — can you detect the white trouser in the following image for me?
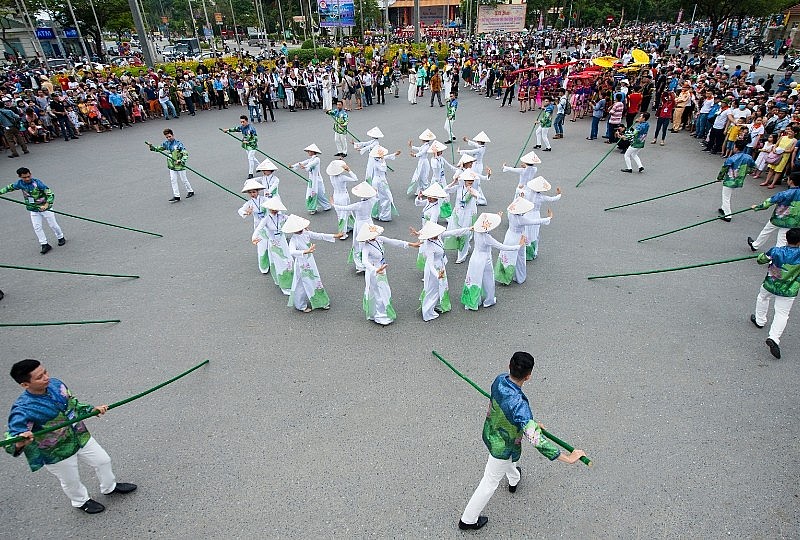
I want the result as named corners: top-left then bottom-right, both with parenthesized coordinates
top-left (246, 150), bottom-right (260, 175)
top-left (444, 118), bottom-right (455, 139)
top-left (755, 285), bottom-right (795, 344)
top-left (624, 146), bottom-right (642, 169)
top-left (721, 186), bottom-right (733, 215)
top-left (43, 437), bottom-right (116, 507)
top-left (456, 232), bottom-right (472, 263)
top-left (461, 454), bottom-right (521, 524)
top-left (335, 133), bottom-right (348, 155)
top-left (30, 210), bottom-right (63, 245)
top-left (752, 220), bottom-right (789, 250)
top-left (535, 125), bottom-right (550, 149)
top-left (169, 170), bottom-right (193, 198)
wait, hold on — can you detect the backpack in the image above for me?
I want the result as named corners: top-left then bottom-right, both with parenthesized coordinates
top-left (564, 97), bottom-right (572, 115)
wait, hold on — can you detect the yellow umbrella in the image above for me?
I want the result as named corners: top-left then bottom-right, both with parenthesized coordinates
top-left (631, 49), bottom-right (650, 64)
top-left (592, 56), bottom-right (618, 68)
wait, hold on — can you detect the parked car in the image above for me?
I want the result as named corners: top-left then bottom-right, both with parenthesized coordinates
top-left (109, 56), bottom-right (144, 67)
top-left (73, 61), bottom-right (108, 71)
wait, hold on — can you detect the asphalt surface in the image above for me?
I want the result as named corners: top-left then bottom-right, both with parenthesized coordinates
top-left (0, 82), bottom-right (797, 538)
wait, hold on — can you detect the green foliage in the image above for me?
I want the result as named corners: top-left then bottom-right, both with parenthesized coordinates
top-left (301, 39), bottom-right (315, 49)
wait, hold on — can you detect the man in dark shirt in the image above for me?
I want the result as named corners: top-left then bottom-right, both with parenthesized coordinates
top-left (50, 94), bottom-right (77, 141)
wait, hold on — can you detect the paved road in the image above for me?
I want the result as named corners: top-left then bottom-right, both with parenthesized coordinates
top-left (0, 81), bottom-right (797, 538)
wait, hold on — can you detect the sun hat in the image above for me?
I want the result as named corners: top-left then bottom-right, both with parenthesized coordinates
top-left (473, 131), bottom-right (491, 143)
top-left (369, 145), bottom-right (388, 158)
top-left (263, 197), bottom-right (287, 211)
top-left (507, 197), bottom-right (534, 215)
top-left (459, 170), bottom-right (479, 183)
top-left (457, 154), bottom-right (476, 166)
top-left (241, 178), bottom-right (265, 192)
top-left (527, 176), bottom-right (552, 192)
top-left (421, 183), bottom-right (448, 198)
top-left (417, 221), bottom-right (446, 240)
top-left (326, 160), bottom-right (347, 176)
top-left (520, 151), bottom-right (542, 165)
top-left (418, 128), bottom-right (436, 141)
top-left (427, 140), bottom-right (447, 154)
top-left (281, 214), bottom-right (311, 234)
top-left (366, 126), bottom-right (384, 138)
top-left (303, 143), bottom-right (322, 154)
top-left (257, 159), bottom-right (278, 171)
top-left (473, 212), bottom-right (502, 233)
top-left (352, 181), bottom-right (377, 198)
top-left (356, 223), bottom-right (384, 241)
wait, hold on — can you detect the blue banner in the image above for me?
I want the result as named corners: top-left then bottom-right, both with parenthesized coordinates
top-left (317, 0), bottom-right (354, 27)
top-left (35, 27), bottom-right (55, 40)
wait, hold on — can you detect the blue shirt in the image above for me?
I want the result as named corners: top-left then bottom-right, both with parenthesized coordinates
top-left (108, 92), bottom-right (123, 107)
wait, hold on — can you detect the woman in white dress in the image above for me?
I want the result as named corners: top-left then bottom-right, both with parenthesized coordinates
top-left (369, 145), bottom-right (400, 222)
top-left (332, 182), bottom-right (377, 272)
top-left (414, 182), bottom-right (449, 270)
top-left (407, 68), bottom-right (417, 104)
top-left (408, 128), bottom-right (435, 194)
top-left (501, 150), bottom-right (541, 198)
top-left (353, 126), bottom-right (383, 181)
top-left (410, 221), bottom-right (470, 321)
top-left (443, 170), bottom-right (480, 264)
top-left (237, 177), bottom-right (270, 274)
top-left (357, 223), bottom-right (420, 325)
top-left (495, 198), bottom-right (553, 285)
top-left (523, 176), bottom-right (561, 260)
top-left (292, 143), bottom-right (331, 214)
top-left (256, 158), bottom-right (282, 200)
top-left (252, 197), bottom-right (293, 295)
top-left (427, 140), bottom-right (452, 219)
top-left (459, 131), bottom-right (490, 175)
top-left (461, 212), bottom-right (525, 311)
top-left (443, 154), bottom-right (491, 206)
top-left (321, 71), bottom-right (333, 111)
top-left (282, 214), bottom-right (343, 312)
top-left (326, 159), bottom-right (359, 239)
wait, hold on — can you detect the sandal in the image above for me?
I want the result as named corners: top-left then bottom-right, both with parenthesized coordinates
top-left (302, 307), bottom-right (312, 313)
top-left (759, 181), bottom-right (769, 186)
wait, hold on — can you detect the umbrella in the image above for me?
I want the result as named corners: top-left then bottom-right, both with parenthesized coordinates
top-left (631, 49), bottom-right (649, 64)
top-left (592, 56), bottom-right (618, 68)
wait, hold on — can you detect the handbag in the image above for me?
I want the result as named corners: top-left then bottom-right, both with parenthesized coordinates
top-left (765, 151), bottom-right (781, 164)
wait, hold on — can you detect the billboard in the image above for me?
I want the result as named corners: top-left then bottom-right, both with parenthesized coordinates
top-left (317, 0), bottom-right (355, 27)
top-left (476, 5), bottom-right (526, 34)
top-left (35, 27), bottom-right (56, 40)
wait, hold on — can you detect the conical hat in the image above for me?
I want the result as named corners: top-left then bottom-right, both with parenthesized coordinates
top-left (473, 212), bottom-right (502, 233)
top-left (418, 128), bottom-right (436, 141)
top-left (281, 214), bottom-right (311, 234)
top-left (427, 140), bottom-right (447, 154)
top-left (527, 176), bottom-right (552, 192)
top-left (356, 223), bottom-right (384, 242)
top-left (507, 197), bottom-right (534, 215)
top-left (520, 151), bottom-right (542, 165)
top-left (473, 131), bottom-right (491, 143)
top-left (303, 143), bottom-right (322, 154)
top-left (421, 183), bottom-right (448, 198)
top-left (256, 159), bottom-right (278, 171)
top-left (351, 181), bottom-right (377, 198)
top-left (366, 126), bottom-right (384, 138)
top-left (326, 160), bottom-right (347, 176)
top-left (459, 170), bottom-right (479, 182)
top-left (418, 221), bottom-right (446, 240)
top-left (241, 178), bottom-right (265, 192)
top-left (369, 145), bottom-right (388, 158)
top-left (263, 197), bottom-right (287, 211)
top-left (457, 153), bottom-right (476, 166)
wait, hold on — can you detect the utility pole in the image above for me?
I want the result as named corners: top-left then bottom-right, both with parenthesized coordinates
top-left (227, 0), bottom-right (240, 49)
top-left (17, 0), bottom-right (48, 66)
top-left (413, 0), bottom-right (419, 42)
top-left (41, 0), bottom-right (67, 58)
top-left (128, 0), bottom-right (156, 66)
top-left (65, 0), bottom-right (91, 61)
top-left (88, 0), bottom-right (105, 59)
top-left (200, 0), bottom-right (216, 50)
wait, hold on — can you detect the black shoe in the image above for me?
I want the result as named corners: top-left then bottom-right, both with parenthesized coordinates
top-left (57, 237), bottom-right (66, 246)
top-left (40, 243), bottom-right (52, 254)
top-left (766, 338), bottom-right (781, 359)
top-left (751, 314), bottom-right (764, 329)
top-left (459, 516), bottom-right (488, 530)
top-left (747, 236), bottom-right (756, 252)
top-left (718, 208), bottom-right (725, 216)
top-left (542, 148), bottom-right (551, 151)
top-left (79, 499), bottom-right (105, 514)
top-left (169, 197), bottom-right (181, 203)
top-left (639, 167), bottom-right (645, 173)
top-left (248, 174), bottom-right (254, 179)
top-left (534, 145), bottom-right (541, 149)
top-left (452, 137), bottom-right (456, 141)
top-left (110, 482), bottom-right (137, 494)
top-left (186, 192), bottom-right (194, 198)
top-left (508, 466), bottom-right (521, 493)
top-left (621, 168), bottom-right (633, 173)
top-left (720, 216), bottom-right (731, 222)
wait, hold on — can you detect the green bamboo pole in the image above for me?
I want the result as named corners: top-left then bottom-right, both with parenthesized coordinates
top-left (0, 319), bottom-right (120, 327)
top-left (431, 350), bottom-right (591, 467)
top-left (604, 180), bottom-right (719, 211)
top-left (0, 263), bottom-right (138, 279)
top-left (447, 117), bottom-right (456, 163)
top-left (513, 110), bottom-right (542, 166)
top-left (575, 144), bottom-right (618, 188)
top-left (1, 360), bottom-right (210, 448)
top-left (324, 114), bottom-right (395, 171)
top-left (587, 254), bottom-right (758, 280)
top-left (146, 142), bottom-right (246, 201)
top-left (638, 207), bottom-right (753, 243)
top-left (0, 196), bottom-right (163, 238)
top-left (218, 130), bottom-right (311, 183)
